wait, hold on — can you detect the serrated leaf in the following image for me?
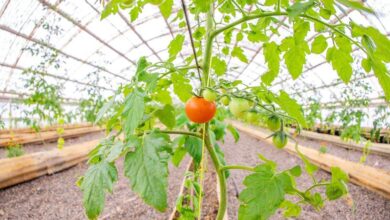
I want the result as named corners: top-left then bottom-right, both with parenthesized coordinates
top-left (123, 89), bottom-right (145, 136)
top-left (326, 167), bottom-right (349, 200)
top-left (124, 133), bottom-right (169, 211)
top-left (219, 0), bottom-right (236, 15)
top-left (80, 161), bottom-right (118, 220)
top-left (171, 72), bottom-right (193, 102)
top-left (168, 34), bottom-right (185, 61)
top-left (262, 42), bottom-right (280, 85)
top-left (95, 96), bottom-right (115, 124)
top-left (154, 89), bottom-right (172, 105)
top-left (326, 44), bottom-right (353, 83)
top-left (159, 0), bottom-right (173, 19)
top-left (232, 46), bottom-right (248, 63)
top-left (193, 0), bottom-right (212, 13)
top-left (227, 124), bottom-right (240, 143)
top-left (287, 0), bottom-right (315, 17)
top-left (130, 7), bottom-right (141, 22)
top-left (211, 56), bottom-right (227, 76)
top-left (311, 35), bottom-right (328, 54)
top-left (284, 41), bottom-right (309, 79)
top-left (280, 200), bottom-right (301, 217)
top-left (184, 135), bottom-right (202, 163)
top-left (275, 91), bottom-right (307, 127)
top-left (155, 104), bottom-right (176, 129)
top-left (336, 0), bottom-right (373, 14)
top-left (371, 58), bottom-right (390, 101)
top-left (238, 164), bottom-right (292, 220)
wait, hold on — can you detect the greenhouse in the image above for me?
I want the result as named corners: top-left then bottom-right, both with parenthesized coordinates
top-left (0, 0), bottom-right (389, 219)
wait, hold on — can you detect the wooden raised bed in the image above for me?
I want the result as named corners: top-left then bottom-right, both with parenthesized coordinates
top-left (0, 139), bottom-right (99, 189)
top-left (0, 123), bottom-right (92, 135)
top-left (287, 128), bottom-right (390, 156)
top-left (230, 120), bottom-right (390, 200)
top-left (0, 126), bottom-right (104, 147)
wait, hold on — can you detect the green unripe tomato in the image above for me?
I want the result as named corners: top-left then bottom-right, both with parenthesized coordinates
top-left (246, 111), bottom-right (258, 123)
top-left (229, 98), bottom-right (251, 117)
top-left (272, 131), bottom-right (288, 149)
top-left (221, 96), bottom-right (230, 106)
top-left (202, 89), bottom-right (217, 102)
top-left (267, 115), bottom-right (281, 131)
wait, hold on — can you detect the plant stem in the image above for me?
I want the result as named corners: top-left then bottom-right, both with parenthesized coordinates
top-left (304, 182), bottom-right (331, 193)
top-left (220, 164), bottom-right (255, 172)
top-left (203, 123), bottom-right (227, 220)
top-left (139, 130), bottom-right (202, 138)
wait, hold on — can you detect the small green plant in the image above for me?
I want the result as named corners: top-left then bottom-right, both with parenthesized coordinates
top-left (6, 145), bottom-right (24, 158)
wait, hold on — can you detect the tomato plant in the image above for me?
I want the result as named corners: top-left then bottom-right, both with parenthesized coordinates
top-left (79, 1), bottom-right (390, 220)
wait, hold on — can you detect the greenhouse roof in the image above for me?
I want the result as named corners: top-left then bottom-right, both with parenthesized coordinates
top-left (0, 0), bottom-right (389, 124)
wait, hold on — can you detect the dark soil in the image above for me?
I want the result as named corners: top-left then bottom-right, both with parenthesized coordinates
top-left (222, 132), bottom-right (390, 220)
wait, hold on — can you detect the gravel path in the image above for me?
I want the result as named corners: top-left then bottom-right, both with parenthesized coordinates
top-left (222, 132), bottom-right (390, 220)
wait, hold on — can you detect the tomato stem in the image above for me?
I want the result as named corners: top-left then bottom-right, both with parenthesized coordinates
top-left (203, 123), bottom-right (228, 220)
top-left (220, 165), bottom-right (255, 172)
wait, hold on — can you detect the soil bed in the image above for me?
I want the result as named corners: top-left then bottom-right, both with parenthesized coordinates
top-left (1, 131), bottom-right (389, 219)
top-left (222, 132), bottom-right (390, 220)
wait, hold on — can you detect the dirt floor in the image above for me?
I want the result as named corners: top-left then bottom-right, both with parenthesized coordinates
top-left (0, 129), bottom-right (389, 220)
top-left (222, 132), bottom-right (390, 220)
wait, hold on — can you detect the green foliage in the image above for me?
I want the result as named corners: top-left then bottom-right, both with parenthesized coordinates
top-left (79, 161), bottom-right (118, 219)
top-left (6, 145), bottom-right (24, 158)
top-left (79, 1), bottom-right (390, 219)
top-left (124, 132), bottom-right (170, 211)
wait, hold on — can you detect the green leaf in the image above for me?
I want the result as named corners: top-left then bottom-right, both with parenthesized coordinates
top-left (227, 124), bottom-right (240, 143)
top-left (124, 132), bottom-right (169, 211)
top-left (155, 104), bottom-right (176, 129)
top-left (336, 0), bottom-right (373, 14)
top-left (370, 58), bottom-right (390, 101)
top-left (193, 0), bottom-right (212, 13)
top-left (95, 96), bottom-right (115, 123)
top-left (238, 164), bottom-right (291, 220)
top-left (211, 56), bottom-right (227, 76)
top-left (123, 89), bottom-right (145, 136)
top-left (282, 37), bottom-right (309, 79)
top-left (106, 142), bottom-right (125, 163)
top-left (280, 200), bottom-right (301, 217)
top-left (232, 46), bottom-right (248, 63)
top-left (154, 89), bottom-right (172, 105)
top-left (311, 35), bottom-right (328, 54)
top-left (326, 40), bottom-right (353, 83)
top-left (274, 91), bottom-right (307, 127)
top-left (130, 7), bottom-right (141, 22)
top-left (80, 161), bottom-right (118, 220)
top-left (287, 0), bottom-right (315, 17)
top-left (247, 24), bottom-right (268, 43)
top-left (219, 0), bottom-right (236, 15)
top-left (172, 146), bottom-right (187, 167)
top-left (184, 135), bottom-right (202, 163)
top-left (168, 34), bottom-right (185, 61)
top-left (288, 165), bottom-right (302, 177)
top-left (261, 42), bottom-right (280, 85)
top-left (326, 167), bottom-right (349, 200)
top-left (171, 72), bottom-right (193, 102)
top-left (159, 0), bottom-right (173, 19)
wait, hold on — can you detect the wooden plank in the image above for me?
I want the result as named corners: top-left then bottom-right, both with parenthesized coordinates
top-left (229, 120), bottom-right (390, 200)
top-left (0, 139), bottom-right (100, 189)
top-left (287, 128), bottom-right (390, 156)
top-left (0, 126), bottom-right (104, 147)
top-left (0, 123), bottom-right (92, 135)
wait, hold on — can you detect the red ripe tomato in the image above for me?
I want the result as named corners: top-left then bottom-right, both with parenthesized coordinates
top-left (185, 97), bottom-right (217, 123)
